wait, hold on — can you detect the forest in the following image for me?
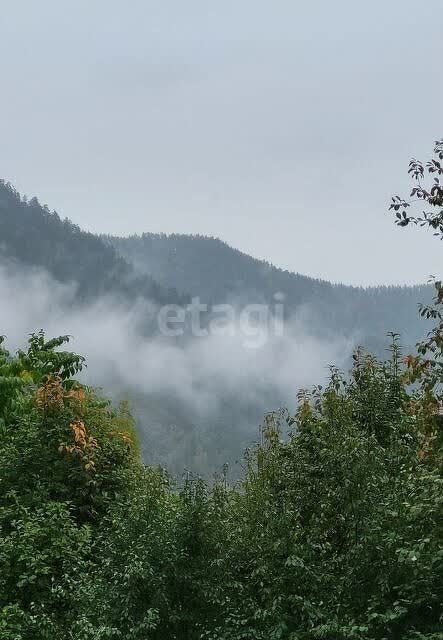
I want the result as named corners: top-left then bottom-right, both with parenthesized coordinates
top-left (0, 178), bottom-right (429, 344)
top-left (0, 141), bottom-right (442, 639)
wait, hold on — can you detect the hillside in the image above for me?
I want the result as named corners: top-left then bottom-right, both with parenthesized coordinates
top-left (0, 180), bottom-right (428, 345)
top-left (0, 181), bottom-right (183, 306)
top-left (109, 232), bottom-right (430, 344)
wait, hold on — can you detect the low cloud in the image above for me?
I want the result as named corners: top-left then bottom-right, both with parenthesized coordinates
top-left (0, 262), bottom-right (355, 473)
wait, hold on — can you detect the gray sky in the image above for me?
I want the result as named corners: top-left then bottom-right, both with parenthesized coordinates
top-left (1, 0), bottom-right (442, 285)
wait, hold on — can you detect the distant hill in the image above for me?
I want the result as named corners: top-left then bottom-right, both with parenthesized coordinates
top-left (0, 180), bottom-right (428, 344)
top-left (0, 181), bottom-right (183, 306)
top-left (108, 232), bottom-right (430, 347)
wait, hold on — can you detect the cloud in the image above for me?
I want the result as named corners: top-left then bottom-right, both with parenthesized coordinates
top-left (0, 261), bottom-right (355, 472)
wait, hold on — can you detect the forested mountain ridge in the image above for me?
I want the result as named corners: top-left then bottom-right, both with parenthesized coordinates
top-left (109, 232), bottom-right (430, 344)
top-left (0, 180), bottom-right (184, 305)
top-left (0, 179), bottom-right (429, 345)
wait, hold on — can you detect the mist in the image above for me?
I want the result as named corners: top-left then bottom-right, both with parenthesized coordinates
top-left (0, 260), bottom-right (355, 474)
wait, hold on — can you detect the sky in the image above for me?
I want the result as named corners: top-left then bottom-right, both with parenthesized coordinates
top-left (1, 0), bottom-right (442, 286)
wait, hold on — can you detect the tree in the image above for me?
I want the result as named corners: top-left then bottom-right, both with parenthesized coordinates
top-left (0, 332), bottom-right (139, 638)
top-left (390, 139), bottom-right (443, 450)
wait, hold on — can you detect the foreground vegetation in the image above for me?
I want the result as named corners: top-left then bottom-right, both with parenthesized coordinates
top-left (0, 329), bottom-right (441, 639)
top-left (1, 142), bottom-right (442, 638)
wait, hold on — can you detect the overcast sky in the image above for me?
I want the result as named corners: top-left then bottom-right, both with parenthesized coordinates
top-left (1, 0), bottom-right (442, 285)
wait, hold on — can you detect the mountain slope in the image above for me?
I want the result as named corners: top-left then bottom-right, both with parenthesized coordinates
top-left (109, 232), bottom-right (430, 345)
top-left (0, 179), bottom-right (428, 345)
top-left (0, 181), bottom-right (183, 305)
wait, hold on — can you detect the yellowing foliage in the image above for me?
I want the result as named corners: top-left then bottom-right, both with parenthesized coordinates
top-left (36, 375), bottom-right (64, 412)
top-left (58, 419), bottom-right (99, 473)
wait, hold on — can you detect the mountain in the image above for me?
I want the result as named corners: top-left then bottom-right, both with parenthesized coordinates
top-left (108, 232), bottom-right (430, 346)
top-left (0, 179), bottom-right (428, 346)
top-left (0, 180), bottom-right (183, 306)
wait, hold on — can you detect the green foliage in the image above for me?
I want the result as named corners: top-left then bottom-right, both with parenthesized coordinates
top-left (197, 345), bottom-right (442, 640)
top-left (54, 336), bottom-right (440, 640)
top-left (0, 332), bottom-right (141, 639)
top-left (0, 328), bottom-right (441, 639)
top-left (17, 331), bottom-right (85, 382)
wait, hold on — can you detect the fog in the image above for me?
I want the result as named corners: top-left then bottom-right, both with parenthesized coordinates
top-left (0, 261), bottom-right (355, 473)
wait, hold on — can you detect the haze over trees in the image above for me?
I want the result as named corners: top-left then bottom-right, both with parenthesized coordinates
top-left (0, 176), bottom-right (433, 474)
top-left (108, 231), bottom-right (428, 342)
top-left (0, 177), bottom-right (430, 346)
